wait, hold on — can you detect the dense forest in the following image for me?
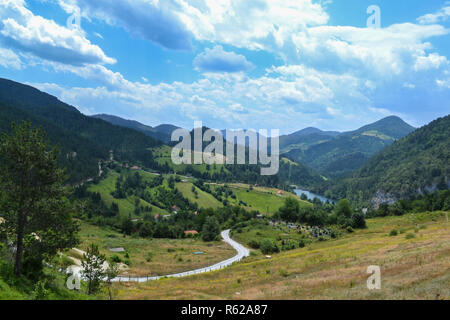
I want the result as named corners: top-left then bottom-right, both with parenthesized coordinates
top-left (313, 115), bottom-right (450, 206)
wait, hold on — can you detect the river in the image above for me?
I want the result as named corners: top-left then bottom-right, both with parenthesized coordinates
top-left (294, 189), bottom-right (336, 204)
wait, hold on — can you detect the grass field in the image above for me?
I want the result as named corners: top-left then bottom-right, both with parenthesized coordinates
top-left (153, 146), bottom-right (227, 174)
top-left (176, 182), bottom-right (222, 209)
top-left (211, 183), bottom-right (312, 215)
top-left (112, 211), bottom-right (450, 300)
top-left (73, 221), bottom-right (236, 277)
top-left (88, 170), bottom-right (169, 217)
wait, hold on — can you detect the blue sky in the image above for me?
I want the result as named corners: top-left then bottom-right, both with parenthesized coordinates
top-left (0, 0), bottom-right (449, 134)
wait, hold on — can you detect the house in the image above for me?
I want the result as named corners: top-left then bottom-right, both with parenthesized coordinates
top-left (172, 205), bottom-right (179, 213)
top-left (277, 190), bottom-right (284, 195)
top-left (184, 230), bottom-right (199, 236)
top-left (0, 217), bottom-right (5, 225)
top-left (131, 166), bottom-right (141, 171)
top-left (256, 214), bottom-right (264, 219)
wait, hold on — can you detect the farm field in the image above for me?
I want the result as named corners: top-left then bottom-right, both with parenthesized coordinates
top-left (112, 211), bottom-right (450, 300)
top-left (210, 183), bottom-right (312, 215)
top-left (71, 221), bottom-right (236, 277)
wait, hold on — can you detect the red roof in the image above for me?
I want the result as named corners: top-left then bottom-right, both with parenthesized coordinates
top-left (184, 230), bottom-right (198, 235)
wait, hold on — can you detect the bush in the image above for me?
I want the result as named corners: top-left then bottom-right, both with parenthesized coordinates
top-left (389, 229), bottom-right (398, 236)
top-left (260, 239), bottom-right (279, 255)
top-left (405, 233), bottom-right (416, 239)
top-left (110, 255), bottom-right (122, 263)
top-left (248, 240), bottom-right (260, 249)
top-left (346, 226), bottom-right (354, 233)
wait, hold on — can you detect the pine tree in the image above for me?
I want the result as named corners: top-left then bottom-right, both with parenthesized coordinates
top-left (0, 121), bottom-right (79, 276)
top-left (81, 244), bottom-right (106, 295)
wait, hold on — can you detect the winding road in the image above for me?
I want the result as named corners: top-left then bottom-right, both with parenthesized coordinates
top-left (67, 229), bottom-right (250, 283)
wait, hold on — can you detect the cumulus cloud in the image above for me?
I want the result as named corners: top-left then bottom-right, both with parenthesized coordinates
top-left (292, 23), bottom-right (448, 76)
top-left (0, 47), bottom-right (22, 69)
top-left (417, 4), bottom-right (450, 24)
top-left (0, 0), bottom-right (115, 66)
top-left (60, 0), bottom-right (193, 50)
top-left (193, 46), bottom-right (253, 73)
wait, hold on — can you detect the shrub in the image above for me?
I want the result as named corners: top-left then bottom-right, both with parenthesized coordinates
top-left (110, 255), bottom-right (122, 263)
top-left (389, 229), bottom-right (398, 236)
top-left (346, 226), bottom-right (354, 233)
top-left (406, 233), bottom-right (416, 239)
top-left (260, 238), bottom-right (279, 255)
top-left (248, 240), bottom-right (260, 249)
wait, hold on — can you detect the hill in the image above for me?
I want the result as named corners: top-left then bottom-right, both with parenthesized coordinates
top-left (112, 210), bottom-right (449, 299)
top-left (283, 116), bottom-right (416, 177)
top-left (318, 115), bottom-right (450, 205)
top-left (92, 114), bottom-right (177, 143)
top-left (0, 78), bottom-right (162, 182)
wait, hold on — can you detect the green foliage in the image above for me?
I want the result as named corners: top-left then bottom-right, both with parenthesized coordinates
top-left (260, 239), bottom-right (280, 255)
top-left (321, 115), bottom-right (450, 203)
top-left (201, 217), bottom-right (220, 242)
top-left (81, 244), bottom-right (106, 295)
top-left (389, 229), bottom-right (398, 236)
top-left (283, 116), bottom-right (415, 177)
top-left (0, 121), bottom-right (79, 277)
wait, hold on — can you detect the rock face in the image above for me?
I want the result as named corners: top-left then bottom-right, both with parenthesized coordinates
top-left (371, 190), bottom-right (396, 209)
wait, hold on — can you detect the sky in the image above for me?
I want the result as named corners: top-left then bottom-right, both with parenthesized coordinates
top-left (0, 0), bottom-right (449, 134)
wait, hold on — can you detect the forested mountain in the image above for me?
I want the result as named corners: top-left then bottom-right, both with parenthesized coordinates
top-left (315, 115), bottom-right (450, 205)
top-left (283, 116), bottom-right (416, 177)
top-left (92, 114), bottom-right (177, 143)
top-left (0, 78), bottom-right (161, 182)
top-left (0, 102), bottom-right (105, 183)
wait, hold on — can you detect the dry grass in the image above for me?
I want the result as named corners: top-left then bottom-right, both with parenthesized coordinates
top-left (74, 221), bottom-right (236, 276)
top-left (111, 211), bottom-right (449, 300)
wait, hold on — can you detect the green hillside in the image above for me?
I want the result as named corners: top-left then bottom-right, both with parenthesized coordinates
top-left (283, 116), bottom-right (416, 177)
top-left (92, 114), bottom-right (177, 143)
top-left (319, 115), bottom-right (450, 204)
top-left (0, 78), bottom-right (162, 182)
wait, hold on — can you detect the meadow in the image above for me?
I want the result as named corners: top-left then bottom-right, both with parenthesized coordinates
top-left (111, 211), bottom-right (449, 300)
top-left (70, 221), bottom-right (236, 277)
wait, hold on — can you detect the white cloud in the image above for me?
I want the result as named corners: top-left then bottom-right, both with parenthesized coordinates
top-left (0, 47), bottom-right (22, 69)
top-left (414, 53), bottom-right (448, 71)
top-left (60, 0), bottom-right (193, 50)
top-left (193, 46), bottom-right (253, 73)
top-left (418, 5), bottom-right (450, 24)
top-left (292, 23), bottom-right (449, 77)
top-left (0, 0), bottom-right (115, 66)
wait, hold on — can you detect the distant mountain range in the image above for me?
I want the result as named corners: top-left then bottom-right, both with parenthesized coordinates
top-left (315, 115), bottom-right (450, 205)
top-left (1, 77), bottom-right (446, 205)
top-left (281, 116), bottom-right (416, 178)
top-left (92, 114), bottom-right (178, 144)
top-left (0, 78), bottom-right (161, 183)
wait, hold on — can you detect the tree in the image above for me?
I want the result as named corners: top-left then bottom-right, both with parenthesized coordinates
top-left (334, 199), bottom-right (353, 226)
top-left (0, 122), bottom-right (79, 276)
top-left (260, 238), bottom-right (279, 255)
top-left (81, 244), bottom-right (106, 295)
top-left (278, 197), bottom-right (300, 222)
top-left (104, 261), bottom-right (119, 300)
top-left (202, 216), bottom-right (220, 241)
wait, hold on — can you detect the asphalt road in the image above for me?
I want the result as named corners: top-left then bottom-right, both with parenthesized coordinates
top-left (67, 229), bottom-right (250, 283)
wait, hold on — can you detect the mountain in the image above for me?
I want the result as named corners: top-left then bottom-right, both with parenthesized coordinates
top-left (283, 116), bottom-right (416, 178)
top-left (0, 101), bottom-right (105, 183)
top-left (317, 115), bottom-right (450, 205)
top-left (0, 78), bottom-right (161, 182)
top-left (280, 128), bottom-right (340, 153)
top-left (92, 114), bottom-right (177, 143)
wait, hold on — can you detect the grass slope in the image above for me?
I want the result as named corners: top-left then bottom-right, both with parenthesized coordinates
top-left (112, 211), bottom-right (450, 300)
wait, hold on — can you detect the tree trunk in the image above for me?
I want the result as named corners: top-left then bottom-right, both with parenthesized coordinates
top-left (14, 209), bottom-right (24, 276)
